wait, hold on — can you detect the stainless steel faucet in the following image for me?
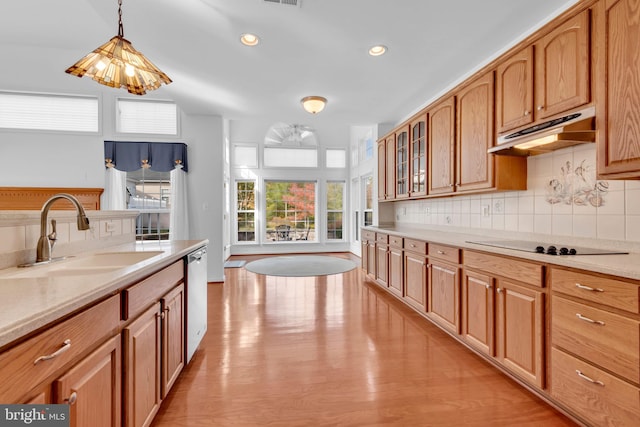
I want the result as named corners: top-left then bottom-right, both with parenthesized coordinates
top-left (36, 194), bottom-right (91, 263)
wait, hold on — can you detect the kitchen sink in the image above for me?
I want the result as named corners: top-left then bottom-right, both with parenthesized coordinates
top-left (0, 251), bottom-right (164, 279)
top-left (60, 251), bottom-right (165, 268)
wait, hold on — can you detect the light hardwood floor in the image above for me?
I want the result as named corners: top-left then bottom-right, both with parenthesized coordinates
top-left (152, 254), bottom-right (576, 426)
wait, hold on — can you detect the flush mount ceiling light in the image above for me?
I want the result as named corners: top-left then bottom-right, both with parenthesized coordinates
top-left (65, 0), bottom-right (171, 96)
top-left (301, 96), bottom-right (327, 114)
top-left (368, 45), bottom-right (387, 56)
top-left (240, 33), bottom-right (260, 46)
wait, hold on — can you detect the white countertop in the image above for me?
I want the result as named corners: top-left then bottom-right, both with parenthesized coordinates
top-left (365, 225), bottom-right (640, 282)
top-left (0, 239), bottom-right (207, 349)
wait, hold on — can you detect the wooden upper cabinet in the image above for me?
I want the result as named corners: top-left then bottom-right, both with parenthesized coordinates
top-left (496, 47), bottom-right (534, 133)
top-left (598, 0), bottom-right (640, 178)
top-left (377, 138), bottom-right (392, 200)
top-left (409, 114), bottom-right (427, 198)
top-left (535, 9), bottom-right (590, 119)
top-left (385, 134), bottom-right (396, 199)
top-left (395, 126), bottom-right (410, 199)
top-left (456, 71), bottom-right (495, 192)
top-left (428, 96), bottom-right (456, 195)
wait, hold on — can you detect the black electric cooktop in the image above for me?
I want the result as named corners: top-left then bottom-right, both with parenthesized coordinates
top-left (467, 240), bottom-right (628, 256)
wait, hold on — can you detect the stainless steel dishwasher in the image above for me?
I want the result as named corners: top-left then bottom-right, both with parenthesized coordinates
top-left (186, 246), bottom-right (207, 362)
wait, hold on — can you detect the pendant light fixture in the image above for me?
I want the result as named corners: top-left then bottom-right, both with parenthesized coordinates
top-left (65, 0), bottom-right (172, 96)
top-left (301, 96), bottom-right (327, 114)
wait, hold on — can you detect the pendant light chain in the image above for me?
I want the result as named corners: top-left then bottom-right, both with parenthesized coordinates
top-left (118, 0), bottom-right (124, 37)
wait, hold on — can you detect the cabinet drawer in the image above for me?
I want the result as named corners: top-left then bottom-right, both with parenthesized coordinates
top-left (404, 238), bottom-right (427, 255)
top-left (0, 294), bottom-right (120, 402)
top-left (362, 230), bottom-right (376, 241)
top-left (464, 250), bottom-right (544, 287)
top-left (428, 243), bottom-right (459, 264)
top-left (552, 296), bottom-right (640, 383)
top-left (389, 235), bottom-right (403, 248)
top-left (376, 233), bottom-right (389, 244)
top-left (552, 268), bottom-right (640, 314)
top-left (551, 348), bottom-right (640, 427)
top-left (123, 261), bottom-right (184, 321)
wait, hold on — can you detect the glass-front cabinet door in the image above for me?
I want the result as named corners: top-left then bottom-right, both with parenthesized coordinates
top-left (395, 126), bottom-right (409, 199)
top-left (409, 113), bottom-right (427, 197)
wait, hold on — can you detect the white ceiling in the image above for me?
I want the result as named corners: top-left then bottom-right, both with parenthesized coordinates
top-left (0, 0), bottom-right (578, 131)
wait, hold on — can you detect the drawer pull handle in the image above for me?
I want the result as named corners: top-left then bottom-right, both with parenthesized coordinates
top-left (576, 313), bottom-right (605, 326)
top-left (437, 250), bottom-right (445, 255)
top-left (485, 284), bottom-right (492, 290)
top-left (575, 370), bottom-right (604, 386)
top-left (411, 244), bottom-right (416, 248)
top-left (34, 339), bottom-right (71, 365)
top-left (575, 283), bottom-right (604, 293)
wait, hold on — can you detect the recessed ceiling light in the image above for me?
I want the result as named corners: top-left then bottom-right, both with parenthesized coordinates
top-left (368, 45), bottom-right (387, 56)
top-left (240, 33), bottom-right (260, 46)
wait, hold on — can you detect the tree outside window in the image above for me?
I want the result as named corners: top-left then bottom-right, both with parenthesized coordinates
top-left (327, 181), bottom-right (344, 240)
top-left (237, 181), bottom-right (256, 242)
top-left (265, 181), bottom-right (315, 241)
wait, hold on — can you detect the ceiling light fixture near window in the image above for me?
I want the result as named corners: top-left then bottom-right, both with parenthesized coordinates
top-left (240, 33), bottom-right (260, 46)
top-left (301, 96), bottom-right (327, 114)
top-left (368, 45), bottom-right (387, 57)
top-left (65, 0), bottom-right (171, 96)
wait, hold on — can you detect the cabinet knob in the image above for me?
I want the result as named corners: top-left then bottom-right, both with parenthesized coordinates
top-left (523, 111), bottom-right (530, 116)
top-left (65, 392), bottom-right (78, 405)
top-left (496, 288), bottom-right (502, 293)
top-left (485, 284), bottom-right (491, 290)
top-left (537, 105), bottom-right (544, 111)
top-left (437, 250), bottom-right (445, 255)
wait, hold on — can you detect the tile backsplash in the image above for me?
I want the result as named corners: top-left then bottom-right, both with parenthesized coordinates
top-left (393, 144), bottom-right (640, 243)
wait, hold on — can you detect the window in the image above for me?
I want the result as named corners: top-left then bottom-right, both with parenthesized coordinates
top-left (126, 168), bottom-right (171, 240)
top-left (364, 175), bottom-right (373, 226)
top-left (264, 147), bottom-right (317, 168)
top-left (236, 181), bottom-right (256, 242)
top-left (0, 91), bottom-right (98, 132)
top-left (265, 181), bottom-right (315, 241)
top-left (116, 98), bottom-right (178, 135)
top-left (326, 181), bottom-right (344, 240)
top-left (326, 149), bottom-right (346, 168)
top-left (233, 145), bottom-right (258, 168)
top-left (360, 135), bottom-right (374, 161)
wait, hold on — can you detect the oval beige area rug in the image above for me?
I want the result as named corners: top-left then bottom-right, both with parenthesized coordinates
top-left (245, 255), bottom-right (357, 277)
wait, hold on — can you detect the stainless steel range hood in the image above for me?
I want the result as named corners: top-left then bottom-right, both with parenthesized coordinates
top-left (489, 106), bottom-right (595, 156)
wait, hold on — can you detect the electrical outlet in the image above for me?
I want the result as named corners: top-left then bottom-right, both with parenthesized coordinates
top-left (425, 207), bottom-right (431, 214)
top-left (481, 204), bottom-right (491, 217)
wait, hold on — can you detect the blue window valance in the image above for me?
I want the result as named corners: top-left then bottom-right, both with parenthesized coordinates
top-left (104, 141), bottom-right (188, 172)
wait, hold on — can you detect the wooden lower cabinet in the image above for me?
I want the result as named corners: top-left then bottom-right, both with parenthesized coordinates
top-left (427, 260), bottom-right (460, 334)
top-left (495, 279), bottom-right (545, 389)
top-left (124, 283), bottom-right (186, 427)
top-left (388, 246), bottom-right (404, 297)
top-left (54, 335), bottom-right (122, 427)
top-left (376, 243), bottom-right (388, 287)
top-left (124, 302), bottom-right (162, 427)
top-left (461, 270), bottom-right (494, 356)
top-left (403, 251), bottom-right (427, 311)
top-left (162, 284), bottom-right (185, 398)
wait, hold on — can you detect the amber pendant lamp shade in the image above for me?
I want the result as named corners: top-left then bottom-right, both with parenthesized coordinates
top-left (65, 0), bottom-right (171, 95)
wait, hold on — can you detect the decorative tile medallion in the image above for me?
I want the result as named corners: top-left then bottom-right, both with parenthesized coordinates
top-left (546, 159), bottom-right (608, 207)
